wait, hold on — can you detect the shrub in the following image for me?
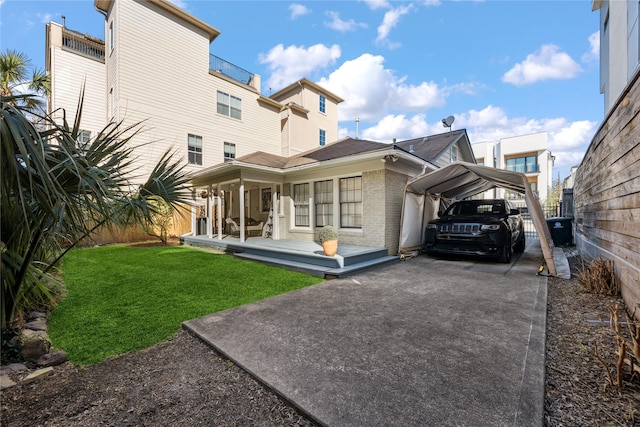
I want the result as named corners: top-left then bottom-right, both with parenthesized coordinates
top-left (318, 225), bottom-right (339, 243)
top-left (576, 257), bottom-right (620, 296)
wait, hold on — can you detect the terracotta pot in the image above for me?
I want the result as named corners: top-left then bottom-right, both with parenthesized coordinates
top-left (322, 240), bottom-right (338, 256)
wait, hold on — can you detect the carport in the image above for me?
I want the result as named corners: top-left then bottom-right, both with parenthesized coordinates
top-left (398, 161), bottom-right (569, 277)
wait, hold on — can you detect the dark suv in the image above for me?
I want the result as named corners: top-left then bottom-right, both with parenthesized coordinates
top-left (423, 199), bottom-right (525, 263)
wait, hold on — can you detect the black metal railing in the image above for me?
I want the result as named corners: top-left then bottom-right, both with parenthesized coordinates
top-left (62, 29), bottom-right (105, 61)
top-left (209, 54), bottom-right (254, 86)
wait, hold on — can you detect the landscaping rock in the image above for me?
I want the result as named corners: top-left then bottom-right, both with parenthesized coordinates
top-left (0, 363), bottom-right (28, 375)
top-left (36, 351), bottom-right (67, 368)
top-left (24, 319), bottom-right (48, 332)
top-left (20, 331), bottom-right (51, 360)
top-left (0, 375), bottom-right (17, 390)
top-left (26, 311), bottom-right (46, 321)
top-left (22, 367), bottom-right (53, 385)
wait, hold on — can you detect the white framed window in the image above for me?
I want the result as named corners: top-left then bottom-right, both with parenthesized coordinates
top-left (293, 183), bottom-right (310, 227)
top-left (109, 20), bottom-right (114, 52)
top-left (224, 142), bottom-right (235, 161)
top-left (188, 134), bottom-right (203, 165)
top-left (339, 176), bottom-right (362, 229)
top-left (319, 129), bottom-right (326, 146)
top-left (217, 91), bottom-right (242, 119)
top-left (314, 180), bottom-right (333, 227)
top-left (77, 130), bottom-right (91, 148)
top-left (319, 94), bottom-right (326, 113)
top-left (450, 145), bottom-right (459, 162)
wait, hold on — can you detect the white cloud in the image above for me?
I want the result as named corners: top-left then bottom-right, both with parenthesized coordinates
top-left (324, 11), bottom-right (367, 32)
top-left (361, 114), bottom-right (433, 141)
top-left (259, 43), bottom-right (341, 91)
top-left (376, 4), bottom-right (413, 47)
top-left (502, 44), bottom-right (582, 86)
top-left (423, 0), bottom-right (441, 6)
top-left (289, 4), bottom-right (310, 20)
top-left (582, 31), bottom-right (600, 63)
top-left (37, 13), bottom-right (53, 24)
top-left (318, 53), bottom-right (446, 122)
top-left (362, 0), bottom-right (391, 10)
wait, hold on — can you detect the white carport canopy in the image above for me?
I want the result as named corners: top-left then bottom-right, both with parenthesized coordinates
top-left (398, 162), bottom-right (566, 277)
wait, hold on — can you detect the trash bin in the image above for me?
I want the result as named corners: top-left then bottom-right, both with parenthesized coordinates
top-left (546, 217), bottom-right (573, 246)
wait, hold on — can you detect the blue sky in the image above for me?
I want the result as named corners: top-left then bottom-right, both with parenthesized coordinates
top-left (1, 0), bottom-right (601, 180)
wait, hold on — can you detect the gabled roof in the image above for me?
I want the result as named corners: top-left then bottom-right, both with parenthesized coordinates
top-left (395, 129), bottom-right (470, 162)
top-left (94, 0), bottom-right (221, 42)
top-left (270, 78), bottom-right (344, 104)
top-left (236, 138), bottom-right (389, 169)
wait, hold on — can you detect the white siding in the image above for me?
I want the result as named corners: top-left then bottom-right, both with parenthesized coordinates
top-left (47, 22), bottom-right (106, 138)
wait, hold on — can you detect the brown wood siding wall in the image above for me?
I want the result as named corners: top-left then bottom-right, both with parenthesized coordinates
top-left (574, 68), bottom-right (640, 317)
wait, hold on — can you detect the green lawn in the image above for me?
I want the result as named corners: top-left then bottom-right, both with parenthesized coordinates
top-left (49, 244), bottom-right (322, 365)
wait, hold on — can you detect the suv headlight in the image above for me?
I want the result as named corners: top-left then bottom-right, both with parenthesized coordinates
top-left (426, 224), bottom-right (437, 230)
top-left (481, 224), bottom-right (500, 231)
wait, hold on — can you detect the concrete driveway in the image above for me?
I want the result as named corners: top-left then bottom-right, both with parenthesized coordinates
top-left (184, 239), bottom-right (547, 426)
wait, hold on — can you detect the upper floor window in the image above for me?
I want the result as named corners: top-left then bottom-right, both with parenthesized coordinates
top-left (450, 145), bottom-right (459, 162)
top-left (339, 176), bottom-right (362, 229)
top-left (319, 94), bottom-right (326, 113)
top-left (217, 91), bottom-right (242, 119)
top-left (224, 142), bottom-right (236, 162)
top-left (77, 130), bottom-right (91, 148)
top-left (293, 183), bottom-right (310, 227)
top-left (188, 134), bottom-right (203, 165)
top-left (319, 129), bottom-right (326, 146)
top-left (109, 21), bottom-right (114, 52)
top-left (314, 180), bottom-right (333, 227)
top-left (506, 155), bottom-right (538, 173)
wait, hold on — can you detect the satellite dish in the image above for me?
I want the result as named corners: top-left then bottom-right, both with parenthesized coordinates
top-left (442, 115), bottom-right (455, 128)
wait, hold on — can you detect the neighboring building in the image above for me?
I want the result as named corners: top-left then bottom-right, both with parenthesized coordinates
top-left (574, 0), bottom-right (640, 318)
top-left (46, 0), bottom-right (343, 181)
top-left (592, 0), bottom-right (640, 114)
top-left (471, 132), bottom-right (554, 206)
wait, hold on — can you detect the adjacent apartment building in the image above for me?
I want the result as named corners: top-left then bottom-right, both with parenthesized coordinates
top-left (471, 132), bottom-right (554, 206)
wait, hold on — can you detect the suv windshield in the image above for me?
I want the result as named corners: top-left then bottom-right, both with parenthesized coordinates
top-left (443, 201), bottom-right (506, 216)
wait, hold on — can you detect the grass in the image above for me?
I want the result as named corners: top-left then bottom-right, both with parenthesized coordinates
top-left (49, 244), bottom-right (322, 365)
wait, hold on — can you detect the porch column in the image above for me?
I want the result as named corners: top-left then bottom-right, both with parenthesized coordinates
top-left (239, 178), bottom-right (246, 242)
top-left (272, 189), bottom-right (279, 240)
top-left (206, 185), bottom-right (213, 238)
top-left (216, 186), bottom-right (223, 240)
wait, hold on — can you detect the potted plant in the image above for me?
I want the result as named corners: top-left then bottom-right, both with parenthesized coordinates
top-left (319, 225), bottom-right (339, 256)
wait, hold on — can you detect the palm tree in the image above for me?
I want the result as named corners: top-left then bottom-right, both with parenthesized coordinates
top-left (1, 93), bottom-right (192, 329)
top-left (0, 49), bottom-right (50, 111)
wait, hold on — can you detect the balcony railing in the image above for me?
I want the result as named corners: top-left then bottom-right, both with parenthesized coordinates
top-left (62, 29), bottom-right (105, 62)
top-left (209, 54), bottom-right (254, 86)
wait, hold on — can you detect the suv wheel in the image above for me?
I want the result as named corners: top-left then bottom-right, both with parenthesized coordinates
top-left (499, 236), bottom-right (513, 263)
top-left (514, 230), bottom-right (526, 253)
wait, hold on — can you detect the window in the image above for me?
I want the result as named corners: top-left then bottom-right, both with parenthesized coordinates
top-left (319, 94), bottom-right (326, 113)
top-left (217, 91), bottom-right (242, 119)
top-left (109, 21), bottom-right (114, 52)
top-left (262, 188), bottom-right (272, 212)
top-left (293, 183), bottom-right (309, 227)
top-left (506, 155), bottom-right (538, 173)
top-left (450, 145), bottom-right (458, 162)
top-left (339, 176), bottom-right (362, 228)
top-left (476, 158), bottom-right (484, 166)
top-left (314, 180), bottom-right (333, 227)
top-left (224, 142), bottom-right (235, 162)
top-left (188, 134), bottom-right (203, 165)
top-left (319, 129), bottom-right (326, 146)
top-left (77, 130), bottom-right (91, 147)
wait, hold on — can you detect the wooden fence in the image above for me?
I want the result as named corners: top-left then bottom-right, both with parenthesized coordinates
top-left (574, 67), bottom-right (640, 317)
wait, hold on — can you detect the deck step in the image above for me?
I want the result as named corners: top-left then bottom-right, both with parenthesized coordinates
top-left (235, 252), bottom-right (399, 279)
